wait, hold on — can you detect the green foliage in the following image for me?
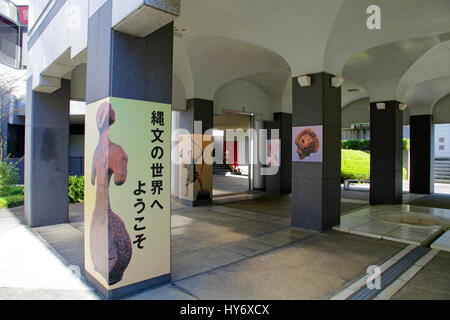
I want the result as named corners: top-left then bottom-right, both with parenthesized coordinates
top-left (341, 139), bottom-right (410, 151)
top-left (341, 149), bottom-right (371, 182)
top-left (403, 167), bottom-right (408, 180)
top-left (403, 139), bottom-right (410, 151)
top-left (0, 194), bottom-right (24, 208)
top-left (69, 176), bottom-right (84, 203)
top-left (0, 186), bottom-right (24, 209)
top-left (341, 140), bottom-right (371, 151)
top-left (341, 149), bottom-right (409, 182)
top-left (0, 156), bottom-right (20, 197)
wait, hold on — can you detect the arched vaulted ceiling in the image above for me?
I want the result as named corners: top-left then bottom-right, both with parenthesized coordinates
top-left (343, 37), bottom-right (440, 102)
top-left (172, 0), bottom-right (450, 121)
top-left (325, 0), bottom-right (450, 76)
top-left (184, 34), bottom-right (291, 100)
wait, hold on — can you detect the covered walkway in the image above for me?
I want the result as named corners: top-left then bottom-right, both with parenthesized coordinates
top-left (2, 187), bottom-right (450, 299)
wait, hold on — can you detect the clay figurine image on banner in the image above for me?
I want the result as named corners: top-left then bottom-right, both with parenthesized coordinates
top-left (266, 139), bottom-right (281, 167)
top-left (90, 102), bottom-right (132, 285)
top-left (292, 126), bottom-right (323, 162)
top-left (179, 135), bottom-right (212, 202)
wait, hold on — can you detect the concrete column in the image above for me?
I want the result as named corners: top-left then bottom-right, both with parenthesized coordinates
top-left (24, 79), bottom-right (70, 227)
top-left (291, 72), bottom-right (341, 232)
top-left (171, 111), bottom-right (180, 197)
top-left (251, 115), bottom-right (265, 191)
top-left (265, 112), bottom-right (292, 195)
top-left (370, 101), bottom-right (403, 205)
top-left (84, 1), bottom-right (175, 299)
top-left (178, 98), bottom-right (214, 206)
top-left (179, 99), bottom-right (214, 133)
top-left (410, 115), bottom-right (434, 194)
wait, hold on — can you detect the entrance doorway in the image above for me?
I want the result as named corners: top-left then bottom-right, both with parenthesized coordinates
top-left (212, 111), bottom-right (252, 197)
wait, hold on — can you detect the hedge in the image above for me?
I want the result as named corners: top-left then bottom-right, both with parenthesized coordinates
top-left (69, 176), bottom-right (84, 203)
top-left (0, 194), bottom-right (24, 208)
top-left (341, 150), bottom-right (370, 182)
top-left (342, 139), bottom-right (410, 151)
top-left (0, 186), bottom-right (25, 209)
top-left (341, 149), bottom-right (408, 182)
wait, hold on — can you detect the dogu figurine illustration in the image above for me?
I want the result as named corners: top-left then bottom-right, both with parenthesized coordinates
top-left (267, 140), bottom-right (280, 167)
top-left (295, 128), bottom-right (319, 160)
top-left (179, 135), bottom-right (211, 201)
top-left (90, 102), bottom-right (132, 285)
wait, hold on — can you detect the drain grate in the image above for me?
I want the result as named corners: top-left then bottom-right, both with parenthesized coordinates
top-left (348, 246), bottom-right (430, 300)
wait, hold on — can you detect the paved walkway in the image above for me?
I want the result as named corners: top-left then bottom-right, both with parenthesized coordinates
top-left (0, 206), bottom-right (98, 300)
top-left (0, 190), bottom-right (449, 300)
top-left (213, 174), bottom-right (249, 197)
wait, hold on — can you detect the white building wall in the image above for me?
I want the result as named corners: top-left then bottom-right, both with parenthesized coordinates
top-left (28, 0), bottom-right (148, 92)
top-left (435, 124), bottom-right (450, 159)
top-left (214, 79), bottom-right (273, 121)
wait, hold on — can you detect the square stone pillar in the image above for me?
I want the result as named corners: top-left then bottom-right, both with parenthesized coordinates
top-left (24, 79), bottom-right (70, 227)
top-left (84, 1), bottom-right (176, 299)
top-left (410, 115), bottom-right (434, 194)
top-left (177, 99), bottom-right (214, 206)
top-left (265, 112), bottom-right (292, 195)
top-left (291, 72), bottom-right (341, 232)
top-left (370, 101), bottom-right (403, 205)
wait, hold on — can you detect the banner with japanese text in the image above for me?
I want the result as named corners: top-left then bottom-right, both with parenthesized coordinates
top-left (84, 97), bottom-right (171, 290)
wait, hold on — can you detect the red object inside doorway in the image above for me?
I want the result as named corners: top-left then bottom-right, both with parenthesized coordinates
top-left (224, 141), bottom-right (238, 167)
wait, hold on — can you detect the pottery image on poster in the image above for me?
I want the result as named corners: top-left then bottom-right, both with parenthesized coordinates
top-left (292, 126), bottom-right (323, 162)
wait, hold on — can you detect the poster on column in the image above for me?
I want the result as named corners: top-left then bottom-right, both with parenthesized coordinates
top-left (266, 139), bottom-right (281, 167)
top-left (178, 134), bottom-right (213, 204)
top-left (292, 125), bottom-right (323, 162)
top-left (84, 97), bottom-right (171, 290)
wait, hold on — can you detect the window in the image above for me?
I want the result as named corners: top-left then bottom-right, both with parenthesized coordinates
top-left (439, 145), bottom-right (445, 151)
top-left (0, 15), bottom-right (19, 67)
top-left (439, 137), bottom-right (445, 143)
top-left (7, 124), bottom-right (24, 158)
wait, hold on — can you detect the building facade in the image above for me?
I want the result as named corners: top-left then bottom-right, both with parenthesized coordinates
top-left (24, 0), bottom-right (450, 298)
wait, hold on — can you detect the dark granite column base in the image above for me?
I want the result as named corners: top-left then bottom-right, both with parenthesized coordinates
top-left (370, 101), bottom-right (404, 205)
top-left (85, 271), bottom-right (171, 300)
top-left (253, 187), bottom-right (266, 192)
top-left (179, 198), bottom-right (212, 207)
top-left (290, 72), bottom-right (341, 232)
top-left (410, 115), bottom-right (434, 194)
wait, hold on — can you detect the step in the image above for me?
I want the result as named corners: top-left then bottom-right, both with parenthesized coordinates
top-left (434, 174), bottom-right (450, 178)
top-left (435, 179), bottom-right (450, 184)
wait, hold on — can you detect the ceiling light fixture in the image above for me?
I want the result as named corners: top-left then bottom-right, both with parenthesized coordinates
top-left (331, 76), bottom-right (344, 88)
top-left (399, 103), bottom-right (408, 111)
top-left (376, 103), bottom-right (386, 110)
top-left (297, 75), bottom-right (311, 87)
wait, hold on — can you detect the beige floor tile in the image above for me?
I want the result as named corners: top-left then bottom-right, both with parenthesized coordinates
top-left (329, 288), bottom-right (354, 300)
top-left (383, 227), bottom-right (440, 246)
top-left (375, 279), bottom-right (406, 300)
top-left (431, 235), bottom-right (450, 252)
top-left (399, 265), bottom-right (422, 282)
top-left (350, 221), bottom-right (398, 238)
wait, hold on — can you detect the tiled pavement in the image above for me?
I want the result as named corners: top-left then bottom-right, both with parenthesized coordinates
top-left (333, 205), bottom-right (450, 246)
top-left (1, 190), bottom-right (449, 300)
